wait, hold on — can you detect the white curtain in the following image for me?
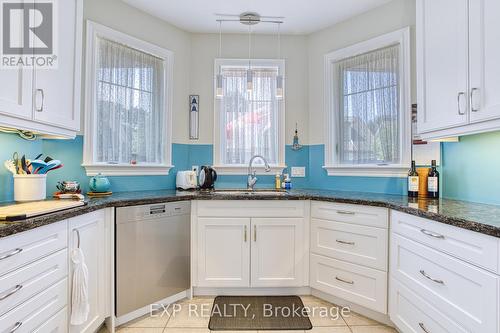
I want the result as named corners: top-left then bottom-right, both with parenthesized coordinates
top-left (95, 37), bottom-right (165, 164)
top-left (220, 67), bottom-right (280, 165)
top-left (336, 44), bottom-right (400, 165)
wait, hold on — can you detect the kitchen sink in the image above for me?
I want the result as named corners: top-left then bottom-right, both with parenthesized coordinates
top-left (212, 189), bottom-right (288, 195)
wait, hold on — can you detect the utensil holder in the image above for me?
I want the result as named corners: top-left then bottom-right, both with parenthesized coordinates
top-left (13, 174), bottom-right (47, 202)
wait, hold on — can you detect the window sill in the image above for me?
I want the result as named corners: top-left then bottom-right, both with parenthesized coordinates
top-left (213, 165), bottom-right (287, 176)
top-left (323, 165), bottom-right (408, 178)
top-left (82, 164), bottom-right (174, 176)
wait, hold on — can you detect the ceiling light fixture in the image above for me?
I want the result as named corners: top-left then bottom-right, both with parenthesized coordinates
top-left (247, 23), bottom-right (253, 94)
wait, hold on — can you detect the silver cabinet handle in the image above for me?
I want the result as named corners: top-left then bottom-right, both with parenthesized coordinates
top-left (419, 322), bottom-right (431, 333)
top-left (457, 92), bottom-right (466, 115)
top-left (470, 88), bottom-right (480, 112)
top-left (420, 229), bottom-right (445, 239)
top-left (9, 322), bottom-right (22, 332)
top-left (0, 284), bottom-right (23, 301)
top-left (35, 89), bottom-right (44, 112)
top-left (244, 226), bottom-right (247, 242)
top-left (336, 239), bottom-right (355, 245)
top-left (335, 276), bottom-right (354, 285)
top-left (337, 210), bottom-right (355, 215)
top-left (420, 270), bottom-right (444, 285)
top-left (0, 248), bottom-right (23, 261)
top-left (254, 225), bottom-right (257, 242)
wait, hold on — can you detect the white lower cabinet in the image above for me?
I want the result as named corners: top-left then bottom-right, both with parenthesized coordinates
top-left (194, 201), bottom-right (307, 288)
top-left (68, 209), bottom-right (111, 333)
top-left (310, 254), bottom-right (387, 313)
top-left (251, 218), bottom-right (304, 287)
top-left (197, 218), bottom-right (251, 287)
top-left (390, 211), bottom-right (500, 333)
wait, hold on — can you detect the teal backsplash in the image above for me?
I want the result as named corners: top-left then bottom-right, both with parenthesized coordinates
top-left (2, 131), bottom-right (498, 204)
top-left (441, 131), bottom-right (500, 205)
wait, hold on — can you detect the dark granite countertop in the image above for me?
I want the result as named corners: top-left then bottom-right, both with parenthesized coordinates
top-left (1, 189), bottom-right (500, 239)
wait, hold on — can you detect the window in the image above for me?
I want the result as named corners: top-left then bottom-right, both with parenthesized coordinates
top-left (213, 59), bottom-right (286, 174)
top-left (324, 28), bottom-right (411, 177)
top-left (83, 21), bottom-right (173, 176)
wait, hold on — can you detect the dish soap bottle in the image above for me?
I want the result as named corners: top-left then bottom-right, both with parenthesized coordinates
top-left (275, 172), bottom-right (282, 190)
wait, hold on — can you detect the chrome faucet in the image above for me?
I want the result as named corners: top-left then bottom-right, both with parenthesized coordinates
top-left (247, 155), bottom-right (271, 191)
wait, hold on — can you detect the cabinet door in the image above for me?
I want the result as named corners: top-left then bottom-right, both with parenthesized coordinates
top-left (417, 0), bottom-right (469, 133)
top-left (68, 210), bottom-right (106, 333)
top-left (469, 0), bottom-right (500, 123)
top-left (33, 0), bottom-right (81, 130)
top-left (197, 218), bottom-right (250, 287)
top-left (251, 218), bottom-right (304, 287)
top-left (0, 67), bottom-right (32, 120)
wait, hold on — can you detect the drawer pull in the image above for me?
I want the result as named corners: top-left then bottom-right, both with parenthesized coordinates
top-left (337, 210), bottom-right (355, 215)
top-left (336, 239), bottom-right (355, 246)
top-left (420, 229), bottom-right (445, 239)
top-left (9, 322), bottom-right (22, 332)
top-left (244, 226), bottom-right (247, 242)
top-left (420, 270), bottom-right (444, 285)
top-left (0, 284), bottom-right (23, 300)
top-left (335, 276), bottom-right (354, 285)
top-left (0, 248), bottom-right (23, 261)
top-left (418, 322), bottom-right (431, 333)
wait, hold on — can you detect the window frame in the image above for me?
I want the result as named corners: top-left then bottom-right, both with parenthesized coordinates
top-left (213, 58), bottom-right (286, 175)
top-left (82, 20), bottom-right (174, 176)
top-left (323, 27), bottom-right (411, 178)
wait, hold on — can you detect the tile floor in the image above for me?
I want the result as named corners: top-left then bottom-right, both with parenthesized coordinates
top-left (100, 296), bottom-right (397, 333)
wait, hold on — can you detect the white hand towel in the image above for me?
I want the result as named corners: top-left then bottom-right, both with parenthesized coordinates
top-left (70, 247), bottom-right (90, 325)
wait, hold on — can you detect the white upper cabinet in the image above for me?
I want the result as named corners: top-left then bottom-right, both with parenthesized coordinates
top-left (33, 0), bottom-right (81, 131)
top-left (468, 0), bottom-right (500, 123)
top-left (0, 0), bottom-right (82, 137)
top-left (417, 0), bottom-right (469, 133)
top-left (417, 0), bottom-right (500, 139)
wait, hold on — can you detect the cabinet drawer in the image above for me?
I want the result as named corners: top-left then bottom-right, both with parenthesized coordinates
top-left (0, 278), bottom-right (67, 332)
top-left (311, 202), bottom-right (388, 228)
top-left (391, 211), bottom-right (499, 273)
top-left (311, 218), bottom-right (387, 271)
top-left (197, 200), bottom-right (305, 217)
top-left (310, 254), bottom-right (387, 314)
top-left (0, 220), bottom-right (68, 276)
top-left (390, 277), bottom-right (468, 333)
top-left (391, 233), bottom-right (498, 332)
top-left (0, 249), bottom-right (67, 315)
top-left (33, 307), bottom-right (67, 333)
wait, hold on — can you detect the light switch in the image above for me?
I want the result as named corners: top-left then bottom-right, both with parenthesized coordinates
top-left (291, 167), bottom-right (306, 178)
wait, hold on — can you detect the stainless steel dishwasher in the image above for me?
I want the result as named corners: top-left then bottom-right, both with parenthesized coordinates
top-left (116, 201), bottom-right (190, 317)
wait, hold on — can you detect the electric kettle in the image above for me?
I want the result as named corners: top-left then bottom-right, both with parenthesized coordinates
top-left (198, 166), bottom-right (217, 189)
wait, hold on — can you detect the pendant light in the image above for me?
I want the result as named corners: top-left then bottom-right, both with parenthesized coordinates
top-left (215, 21), bottom-right (224, 99)
top-left (246, 24), bottom-right (253, 93)
top-left (276, 22), bottom-right (284, 99)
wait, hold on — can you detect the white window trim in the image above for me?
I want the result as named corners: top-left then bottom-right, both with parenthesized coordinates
top-left (82, 21), bottom-right (174, 176)
top-left (213, 58), bottom-right (287, 175)
top-left (323, 27), bottom-right (412, 178)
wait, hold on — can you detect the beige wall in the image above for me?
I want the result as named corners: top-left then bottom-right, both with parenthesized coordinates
top-left (307, 0), bottom-right (416, 144)
top-left (83, 0), bottom-right (191, 143)
top-left (189, 33), bottom-right (309, 144)
top-left (83, 0), bottom-right (416, 146)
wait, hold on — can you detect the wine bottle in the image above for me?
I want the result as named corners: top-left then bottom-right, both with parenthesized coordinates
top-left (408, 160), bottom-right (419, 197)
top-left (428, 160), bottom-right (439, 198)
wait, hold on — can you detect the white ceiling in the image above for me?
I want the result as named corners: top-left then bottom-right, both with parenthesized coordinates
top-left (121, 0), bottom-right (393, 34)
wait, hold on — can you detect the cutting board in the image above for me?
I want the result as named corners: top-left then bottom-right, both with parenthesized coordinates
top-left (0, 200), bottom-right (85, 222)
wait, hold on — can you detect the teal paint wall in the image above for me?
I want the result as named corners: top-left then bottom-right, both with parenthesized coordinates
top-left (441, 131), bottom-right (500, 205)
top-left (3, 131), bottom-right (499, 204)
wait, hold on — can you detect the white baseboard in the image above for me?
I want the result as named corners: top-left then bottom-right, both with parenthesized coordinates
top-left (311, 288), bottom-right (395, 327)
top-left (193, 286), bottom-right (311, 296)
top-left (116, 290), bottom-right (188, 327)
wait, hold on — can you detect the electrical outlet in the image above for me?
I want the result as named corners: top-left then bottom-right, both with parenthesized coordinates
top-left (291, 167), bottom-right (306, 178)
top-left (192, 165), bottom-right (199, 175)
